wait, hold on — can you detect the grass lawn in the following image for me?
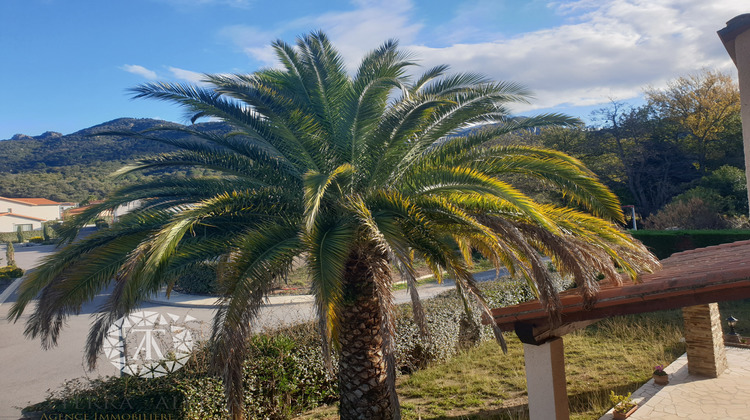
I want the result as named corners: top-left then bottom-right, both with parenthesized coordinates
top-left (297, 299), bottom-right (750, 420)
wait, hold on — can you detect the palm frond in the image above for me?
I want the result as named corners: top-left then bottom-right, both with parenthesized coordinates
top-left (210, 220), bottom-right (302, 419)
top-left (305, 219), bottom-right (355, 365)
top-left (303, 163), bottom-right (353, 231)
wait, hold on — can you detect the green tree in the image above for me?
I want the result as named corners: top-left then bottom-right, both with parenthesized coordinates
top-left (589, 102), bottom-right (696, 216)
top-left (673, 165), bottom-right (748, 216)
top-left (646, 70), bottom-right (742, 172)
top-left (9, 32), bottom-right (658, 419)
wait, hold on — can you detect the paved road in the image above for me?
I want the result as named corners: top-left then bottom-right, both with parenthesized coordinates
top-left (0, 243), bottom-right (508, 419)
top-left (0, 288), bottom-right (221, 418)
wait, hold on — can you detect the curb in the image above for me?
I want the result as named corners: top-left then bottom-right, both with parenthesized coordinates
top-left (144, 297), bottom-right (222, 309)
top-left (146, 292), bottom-right (316, 309)
top-left (147, 273), bottom-right (442, 309)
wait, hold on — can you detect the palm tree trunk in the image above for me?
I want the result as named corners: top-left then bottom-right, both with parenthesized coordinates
top-left (338, 248), bottom-right (396, 420)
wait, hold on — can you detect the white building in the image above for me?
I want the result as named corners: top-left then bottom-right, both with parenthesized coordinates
top-left (0, 213), bottom-right (46, 232)
top-left (63, 200), bottom-right (140, 224)
top-left (0, 196), bottom-right (63, 232)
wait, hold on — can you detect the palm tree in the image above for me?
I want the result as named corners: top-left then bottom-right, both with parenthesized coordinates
top-left (9, 31), bottom-right (658, 419)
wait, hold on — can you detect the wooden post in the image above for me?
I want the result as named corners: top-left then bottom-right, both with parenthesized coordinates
top-left (523, 337), bottom-right (570, 420)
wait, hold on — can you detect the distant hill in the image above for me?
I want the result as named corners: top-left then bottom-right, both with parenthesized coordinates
top-left (0, 118), bottom-right (229, 202)
top-left (0, 117), bottom-right (532, 203)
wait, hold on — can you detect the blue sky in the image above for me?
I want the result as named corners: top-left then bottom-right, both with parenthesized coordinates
top-left (0, 0), bottom-right (745, 139)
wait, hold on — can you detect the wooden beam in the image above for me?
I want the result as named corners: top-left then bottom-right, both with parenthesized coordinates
top-left (514, 319), bottom-right (600, 345)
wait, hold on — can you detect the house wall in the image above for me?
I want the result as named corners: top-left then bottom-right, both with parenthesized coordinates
top-left (0, 199), bottom-right (61, 221)
top-left (0, 215), bottom-right (43, 233)
top-left (113, 200), bottom-right (141, 220)
top-left (734, 27), bottom-right (750, 217)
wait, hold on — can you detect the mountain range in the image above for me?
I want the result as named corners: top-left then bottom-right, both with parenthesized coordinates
top-left (0, 117), bottom-right (492, 203)
top-left (0, 118), bottom-right (226, 202)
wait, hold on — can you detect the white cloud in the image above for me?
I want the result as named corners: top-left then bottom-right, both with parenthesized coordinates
top-left (121, 64), bottom-right (158, 80)
top-left (388, 0), bottom-right (744, 113)
top-left (217, 0), bottom-right (744, 114)
top-left (168, 67), bottom-right (205, 84)
top-left (219, 0), bottom-right (422, 69)
top-left (309, 0), bottom-right (422, 69)
top-left (218, 25), bottom-right (278, 67)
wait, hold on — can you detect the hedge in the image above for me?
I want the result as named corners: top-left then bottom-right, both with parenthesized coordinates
top-left (0, 230), bottom-right (40, 243)
top-left (24, 276), bottom-right (554, 418)
top-left (0, 224), bottom-right (59, 243)
top-left (174, 263), bottom-right (220, 296)
top-left (631, 229), bottom-right (750, 259)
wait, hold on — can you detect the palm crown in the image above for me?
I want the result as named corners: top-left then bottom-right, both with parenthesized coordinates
top-left (10, 31), bottom-right (658, 419)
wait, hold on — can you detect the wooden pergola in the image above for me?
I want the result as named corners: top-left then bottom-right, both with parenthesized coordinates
top-left (484, 15), bottom-right (750, 418)
top-left (487, 240), bottom-right (750, 420)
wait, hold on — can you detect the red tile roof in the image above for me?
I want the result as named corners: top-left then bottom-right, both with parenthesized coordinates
top-left (0, 212), bottom-right (47, 222)
top-left (65, 205), bottom-right (94, 216)
top-left (0, 196), bottom-right (61, 206)
top-left (489, 240), bottom-right (750, 342)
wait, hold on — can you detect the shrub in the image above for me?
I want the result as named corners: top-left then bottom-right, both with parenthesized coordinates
top-left (94, 219), bottom-right (109, 229)
top-left (644, 197), bottom-right (728, 230)
top-left (24, 276), bottom-right (546, 418)
top-left (174, 263), bottom-right (220, 295)
top-left (24, 327), bottom-right (337, 419)
top-left (29, 236), bottom-right (44, 244)
top-left (0, 266), bottom-right (24, 280)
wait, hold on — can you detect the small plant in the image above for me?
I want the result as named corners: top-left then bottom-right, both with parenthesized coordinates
top-left (653, 364), bottom-right (667, 376)
top-left (0, 266), bottom-right (24, 280)
top-left (609, 391), bottom-right (636, 413)
top-left (546, 261), bottom-right (557, 272)
top-left (29, 236), bottom-right (44, 244)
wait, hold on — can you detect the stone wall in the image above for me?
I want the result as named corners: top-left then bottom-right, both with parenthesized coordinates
top-left (682, 303), bottom-right (728, 377)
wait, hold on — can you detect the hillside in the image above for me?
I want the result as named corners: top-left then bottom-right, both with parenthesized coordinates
top-left (0, 118), bottom-right (228, 202)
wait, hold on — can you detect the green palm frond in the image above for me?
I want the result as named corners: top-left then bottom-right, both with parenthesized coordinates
top-left (305, 219), bottom-right (355, 365)
top-left (210, 220), bottom-right (302, 417)
top-left (303, 163), bottom-right (353, 231)
top-left (129, 125), bottom-right (301, 176)
top-left (402, 165), bottom-right (558, 232)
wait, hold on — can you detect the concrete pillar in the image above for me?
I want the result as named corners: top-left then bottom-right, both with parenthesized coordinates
top-left (682, 303), bottom-right (728, 377)
top-left (719, 15), bottom-right (750, 215)
top-left (523, 337), bottom-right (569, 420)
